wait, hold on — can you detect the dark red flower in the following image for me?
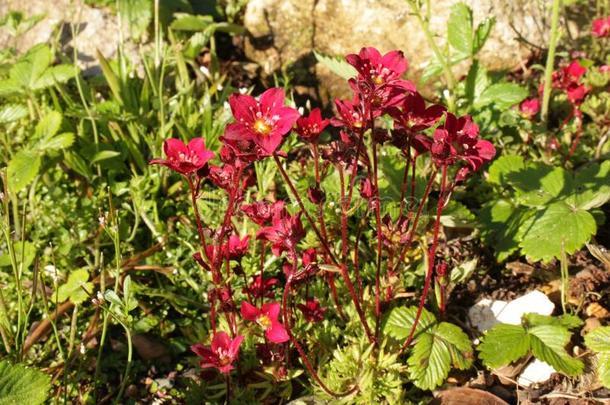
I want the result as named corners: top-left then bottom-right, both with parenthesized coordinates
top-left (520, 98), bottom-right (540, 119)
top-left (191, 331), bottom-right (243, 374)
top-left (206, 234), bottom-right (250, 261)
top-left (241, 301), bottom-right (290, 343)
top-left (150, 138), bottom-right (214, 175)
top-left (256, 210), bottom-right (305, 257)
top-left (389, 92), bottom-right (445, 134)
top-left (297, 298), bottom-right (326, 323)
top-left (296, 108), bottom-right (330, 142)
top-left (430, 113), bottom-right (496, 180)
top-left (224, 88), bottom-right (300, 156)
top-left (241, 200), bottom-right (285, 225)
top-left (332, 95), bottom-right (368, 131)
top-left (552, 60), bottom-right (588, 105)
top-left (243, 275), bottom-right (279, 299)
top-left (359, 178), bottom-right (374, 200)
top-left (346, 47), bottom-right (409, 87)
top-left (592, 16), bottom-right (610, 37)
top-left (307, 186), bottom-right (325, 204)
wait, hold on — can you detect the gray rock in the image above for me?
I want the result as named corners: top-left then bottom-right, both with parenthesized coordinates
top-left (244, 0), bottom-right (581, 98)
top-left (0, 0), bottom-right (142, 75)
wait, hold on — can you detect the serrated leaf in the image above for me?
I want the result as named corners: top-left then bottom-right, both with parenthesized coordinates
top-left (523, 313), bottom-right (583, 330)
top-left (36, 133), bottom-right (74, 151)
top-left (488, 154), bottom-right (525, 185)
top-left (383, 306), bottom-right (436, 340)
top-left (570, 160), bottom-right (610, 210)
top-left (475, 83), bottom-right (528, 109)
top-left (7, 150), bottom-right (41, 193)
top-left (597, 352), bottom-right (610, 388)
top-left (519, 202), bottom-right (596, 262)
top-left (473, 17), bottom-right (495, 53)
top-left (56, 269), bottom-right (93, 305)
top-left (440, 200), bottom-right (475, 227)
top-left (314, 51), bottom-right (357, 80)
top-left (34, 110), bottom-right (62, 139)
top-left (448, 3), bottom-right (473, 56)
top-left (478, 323), bottom-right (530, 368)
top-left (585, 326), bottom-right (610, 352)
top-left (479, 199), bottom-right (529, 262)
top-left (0, 104), bottom-right (27, 124)
top-left (511, 165), bottom-right (570, 207)
top-left (435, 322), bottom-right (473, 370)
top-left (0, 361), bottom-right (50, 405)
top-left (408, 332), bottom-right (451, 390)
top-left (528, 325), bottom-right (583, 376)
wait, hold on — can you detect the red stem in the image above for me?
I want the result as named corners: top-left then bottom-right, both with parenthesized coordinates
top-left (400, 165), bottom-right (448, 353)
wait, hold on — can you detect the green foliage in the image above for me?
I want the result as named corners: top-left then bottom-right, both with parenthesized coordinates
top-left (480, 155), bottom-right (610, 262)
top-left (57, 269), bottom-right (94, 305)
top-left (314, 51), bottom-right (357, 80)
top-left (478, 315), bottom-right (584, 376)
top-left (384, 306), bottom-right (473, 390)
top-left (0, 44), bottom-right (75, 96)
top-left (0, 361), bottom-right (50, 405)
top-left (585, 326), bottom-right (610, 388)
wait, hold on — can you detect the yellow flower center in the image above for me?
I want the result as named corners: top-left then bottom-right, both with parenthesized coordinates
top-left (253, 119), bottom-right (272, 136)
top-left (257, 315), bottom-right (272, 329)
top-left (372, 75), bottom-right (384, 85)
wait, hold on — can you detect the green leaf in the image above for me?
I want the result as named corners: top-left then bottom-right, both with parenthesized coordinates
top-left (585, 326), bottom-right (610, 353)
top-left (383, 306), bottom-right (436, 341)
top-left (473, 17), bottom-right (495, 54)
top-left (56, 269), bottom-right (93, 305)
top-left (104, 290), bottom-right (122, 307)
top-left (0, 241), bottom-right (36, 269)
top-left (519, 202), bottom-right (596, 262)
top-left (523, 313), bottom-right (583, 330)
top-left (440, 200), bottom-right (475, 227)
top-left (314, 51), bottom-right (357, 80)
top-left (119, 0), bottom-right (151, 40)
top-left (464, 61), bottom-right (489, 106)
top-left (34, 110), bottom-right (62, 139)
top-left (96, 50), bottom-right (123, 105)
top-left (478, 323), bottom-right (530, 368)
top-left (570, 160), bottom-right (610, 210)
top-left (510, 165), bottom-right (570, 207)
top-left (435, 322), bottom-right (473, 370)
top-left (597, 352), bottom-right (610, 388)
top-left (408, 332), bottom-right (451, 390)
top-left (90, 150), bottom-right (121, 164)
top-left (0, 104), bottom-right (27, 124)
top-left (10, 45), bottom-right (51, 89)
top-left (7, 150), bottom-right (41, 193)
top-left (447, 3), bottom-right (473, 56)
top-left (36, 133), bottom-right (74, 151)
top-left (170, 13), bottom-right (213, 31)
top-left (479, 199), bottom-right (529, 262)
top-left (488, 154), bottom-right (525, 185)
top-left (528, 325), bottom-right (584, 376)
top-left (475, 83), bottom-right (528, 109)
top-left (0, 361), bottom-right (50, 405)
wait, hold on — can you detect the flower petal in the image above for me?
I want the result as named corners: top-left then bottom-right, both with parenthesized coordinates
top-left (240, 301), bottom-right (260, 321)
top-left (164, 138), bottom-right (188, 160)
top-left (266, 321), bottom-right (290, 343)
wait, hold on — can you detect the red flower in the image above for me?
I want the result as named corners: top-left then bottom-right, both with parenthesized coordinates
top-left (346, 47), bottom-right (409, 87)
top-left (592, 16), bottom-right (610, 37)
top-left (224, 88), bottom-right (300, 156)
top-left (296, 108), bottom-right (330, 142)
top-left (191, 331), bottom-right (243, 374)
top-left (241, 301), bottom-right (290, 343)
top-left (243, 275), bottom-right (279, 299)
top-left (389, 92), bottom-right (445, 134)
top-left (519, 98), bottom-right (540, 119)
top-left (551, 60), bottom-right (588, 105)
top-left (256, 209), bottom-right (305, 257)
top-left (206, 234), bottom-right (250, 261)
top-left (297, 298), bottom-right (326, 323)
top-left (241, 200), bottom-right (285, 225)
top-left (332, 95), bottom-right (368, 131)
top-left (430, 113), bottom-right (496, 180)
top-left (150, 138), bottom-right (214, 175)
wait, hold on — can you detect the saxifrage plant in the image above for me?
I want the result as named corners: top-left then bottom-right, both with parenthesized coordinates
top-left (150, 46), bottom-right (495, 401)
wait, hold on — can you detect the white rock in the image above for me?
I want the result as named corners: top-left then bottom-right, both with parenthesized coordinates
top-left (517, 359), bottom-right (556, 387)
top-left (468, 290), bottom-right (554, 332)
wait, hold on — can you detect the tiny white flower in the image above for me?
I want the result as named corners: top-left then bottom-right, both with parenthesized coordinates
top-left (238, 87), bottom-right (248, 94)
